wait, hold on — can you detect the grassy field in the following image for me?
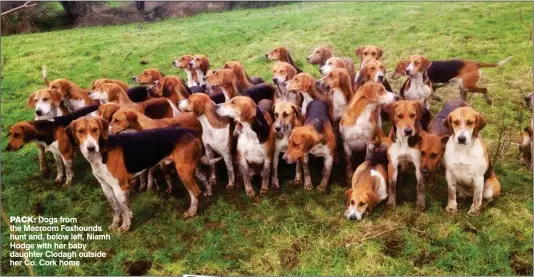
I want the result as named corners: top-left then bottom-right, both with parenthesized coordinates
top-left (1, 2), bottom-right (533, 276)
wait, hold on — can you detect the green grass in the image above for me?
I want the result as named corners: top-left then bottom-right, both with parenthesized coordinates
top-left (1, 2), bottom-right (533, 276)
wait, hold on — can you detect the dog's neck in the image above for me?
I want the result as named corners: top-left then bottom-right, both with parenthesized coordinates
top-left (200, 103), bottom-right (230, 129)
top-left (343, 96), bottom-right (378, 126)
top-left (240, 107), bottom-right (270, 144)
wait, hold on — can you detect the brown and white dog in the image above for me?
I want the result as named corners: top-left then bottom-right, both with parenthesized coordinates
top-left (27, 88), bottom-right (70, 174)
top-left (285, 72), bottom-right (327, 117)
top-left (221, 61), bottom-right (264, 89)
top-left (339, 83), bottom-right (397, 185)
top-left (178, 93), bottom-right (235, 191)
top-left (173, 55), bottom-right (200, 87)
top-left (383, 100), bottom-right (426, 211)
top-left (392, 57), bottom-right (512, 105)
top-left (215, 96), bottom-right (274, 197)
top-left (5, 105), bottom-right (99, 186)
top-left (132, 68), bottom-right (164, 85)
top-left (91, 78), bottom-right (129, 92)
top-left (354, 60), bottom-right (388, 91)
top-left (188, 54), bottom-right (210, 86)
top-left (307, 47), bottom-right (356, 82)
top-left (67, 116), bottom-right (208, 231)
top-left (271, 101), bottom-right (305, 189)
top-left (88, 83), bottom-right (180, 119)
top-left (419, 99), bottom-right (468, 178)
top-left (43, 68), bottom-right (97, 110)
top-left (318, 68), bottom-right (353, 122)
top-left (266, 47), bottom-right (303, 73)
top-left (443, 107), bottom-right (501, 216)
top-left (344, 144), bottom-right (388, 220)
top-left (354, 45), bottom-right (393, 92)
top-left (399, 55), bottom-right (434, 109)
top-left (283, 100), bottom-right (336, 191)
top-left (146, 75), bottom-right (190, 105)
top-left (205, 69), bottom-right (243, 101)
top-left (272, 62), bottom-right (297, 86)
top-left (96, 103), bottom-right (121, 122)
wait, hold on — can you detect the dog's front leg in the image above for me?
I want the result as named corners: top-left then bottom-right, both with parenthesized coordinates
top-left (95, 175), bottom-right (122, 231)
top-left (294, 158), bottom-right (303, 185)
top-left (414, 159), bottom-right (426, 212)
top-left (38, 145), bottom-right (48, 175)
top-left (112, 183), bottom-right (132, 232)
top-left (62, 156), bottom-right (73, 187)
top-left (387, 161), bottom-right (398, 208)
top-left (223, 153), bottom-right (235, 190)
top-left (261, 159), bottom-right (272, 194)
top-left (468, 176), bottom-right (484, 216)
top-left (271, 149), bottom-right (281, 189)
top-left (343, 143), bottom-right (353, 186)
top-left (205, 145), bottom-right (217, 190)
top-left (239, 157), bottom-right (254, 197)
top-left (445, 169), bottom-right (458, 214)
top-left (317, 155), bottom-right (333, 192)
top-left (53, 153), bottom-right (65, 184)
top-left (302, 154), bottom-right (313, 190)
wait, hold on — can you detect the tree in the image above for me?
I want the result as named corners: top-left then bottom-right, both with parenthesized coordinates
top-left (1, 1), bottom-right (36, 16)
top-left (135, 1), bottom-right (145, 11)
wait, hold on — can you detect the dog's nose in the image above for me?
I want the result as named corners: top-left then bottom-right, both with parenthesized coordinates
top-left (405, 69), bottom-right (410, 75)
top-left (5, 145), bottom-right (12, 151)
top-left (272, 78), bottom-right (278, 84)
top-left (265, 54), bottom-right (269, 58)
top-left (188, 62), bottom-right (193, 66)
top-left (403, 128), bottom-right (413, 136)
top-left (282, 153), bottom-right (288, 160)
top-left (349, 214), bottom-right (357, 220)
top-left (203, 76), bottom-right (207, 82)
top-left (201, 84), bottom-right (206, 90)
top-left (525, 96), bottom-right (531, 104)
top-left (306, 57), bottom-right (311, 62)
top-left (378, 75), bottom-right (384, 81)
top-left (35, 110), bottom-right (43, 116)
top-left (275, 125), bottom-right (281, 132)
top-left (458, 135), bottom-right (467, 144)
top-left (316, 80), bottom-right (321, 86)
top-left (394, 94), bottom-right (400, 100)
top-left (87, 145), bottom-right (96, 152)
top-left (421, 168), bottom-right (429, 175)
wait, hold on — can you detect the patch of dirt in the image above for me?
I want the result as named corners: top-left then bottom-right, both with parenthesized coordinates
top-left (509, 250), bottom-right (533, 275)
top-left (33, 202), bottom-right (45, 214)
top-left (414, 249), bottom-right (437, 268)
top-left (383, 232), bottom-right (404, 258)
top-left (279, 238), bottom-right (307, 269)
top-left (125, 260), bottom-right (152, 276)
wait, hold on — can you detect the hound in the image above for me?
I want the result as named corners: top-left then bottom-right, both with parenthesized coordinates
top-left (42, 67), bottom-right (97, 110)
top-left (266, 47), bottom-right (303, 73)
top-left (215, 96), bottom-right (275, 197)
top-left (318, 68), bottom-right (353, 122)
top-left (307, 46), bottom-right (356, 81)
top-left (353, 59), bottom-right (389, 91)
top-left (92, 78), bottom-right (151, 103)
top-left (354, 45), bottom-right (392, 91)
top-left (132, 68), bottom-right (164, 85)
top-left (285, 72), bottom-right (327, 116)
top-left (205, 69), bottom-right (275, 103)
top-left (173, 55), bottom-right (200, 87)
top-left (520, 92), bottom-right (533, 166)
top-left (222, 61), bottom-right (264, 89)
top-left (146, 75), bottom-right (190, 105)
top-left (339, 82), bottom-right (397, 185)
top-left (283, 100), bottom-right (336, 191)
top-left (443, 107), bottom-right (501, 216)
top-left (383, 100), bottom-right (426, 211)
top-left (5, 105), bottom-right (99, 187)
top-left (188, 54), bottom-right (210, 86)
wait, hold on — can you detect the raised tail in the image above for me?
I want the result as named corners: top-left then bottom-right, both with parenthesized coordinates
top-left (42, 65), bottom-right (49, 85)
top-left (477, 56), bottom-right (513, 68)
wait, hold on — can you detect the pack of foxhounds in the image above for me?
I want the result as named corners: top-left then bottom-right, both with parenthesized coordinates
top-left (6, 44), bottom-right (530, 232)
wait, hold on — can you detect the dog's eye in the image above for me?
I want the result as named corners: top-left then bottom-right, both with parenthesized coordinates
top-left (350, 200), bottom-right (355, 205)
top-left (274, 113), bottom-right (279, 118)
top-left (359, 202), bottom-right (365, 207)
top-left (91, 128), bottom-right (98, 133)
top-left (453, 120), bottom-right (461, 126)
top-left (414, 61), bottom-right (419, 65)
top-left (372, 52), bottom-right (376, 56)
top-left (466, 120), bottom-right (473, 126)
top-left (397, 114), bottom-right (404, 119)
top-left (431, 153), bottom-right (438, 159)
top-left (421, 151), bottom-right (426, 157)
top-left (77, 129), bottom-right (84, 134)
top-left (42, 98), bottom-right (49, 101)
top-left (410, 113), bottom-right (416, 118)
top-left (282, 112), bottom-right (288, 117)
top-left (363, 52), bottom-right (368, 55)
top-left (370, 67), bottom-right (376, 70)
top-left (13, 133), bottom-right (20, 138)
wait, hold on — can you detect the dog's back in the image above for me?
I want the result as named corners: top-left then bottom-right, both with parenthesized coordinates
top-left (304, 100), bottom-right (332, 132)
top-left (427, 60), bottom-right (465, 83)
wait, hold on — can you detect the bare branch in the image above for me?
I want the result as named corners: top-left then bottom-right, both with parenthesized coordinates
top-left (1, 1), bottom-right (36, 16)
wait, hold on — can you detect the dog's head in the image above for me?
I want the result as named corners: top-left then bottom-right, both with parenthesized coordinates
top-left (147, 76), bottom-right (186, 99)
top-left (319, 68), bottom-right (352, 92)
top-left (189, 54), bottom-right (209, 71)
top-left (419, 132), bottom-right (449, 175)
top-left (405, 55), bottom-right (432, 76)
top-left (110, 107), bottom-right (139, 134)
top-left (48, 79), bottom-right (73, 98)
top-left (132, 68), bottom-right (163, 84)
top-left (355, 82), bottom-right (397, 104)
top-left (96, 103), bottom-right (122, 122)
top-left (66, 116), bottom-right (109, 155)
top-left (205, 68), bottom-right (236, 88)
top-left (383, 100), bottom-right (424, 138)
top-left (319, 57), bottom-right (346, 75)
top-left (359, 60), bottom-right (386, 83)
top-left (344, 182), bottom-right (381, 221)
top-left (215, 96), bottom-right (256, 123)
top-left (444, 107), bottom-right (486, 145)
top-left (172, 55), bottom-right (194, 69)
top-left (283, 126), bottom-right (321, 163)
top-left (285, 73), bottom-right (316, 93)
top-left (91, 79), bottom-right (128, 91)
top-left (5, 122), bottom-right (37, 151)
top-left (272, 62), bottom-right (297, 85)
top-left (27, 89), bottom-right (62, 117)
top-left (307, 46), bottom-right (332, 65)
top-left (266, 47), bottom-right (289, 61)
top-left (178, 93), bottom-right (213, 115)
top-left (355, 45), bottom-right (384, 64)
top-left (88, 83), bottom-right (125, 103)
top-left (272, 101), bottom-right (302, 139)
top-left (390, 60), bottom-right (409, 80)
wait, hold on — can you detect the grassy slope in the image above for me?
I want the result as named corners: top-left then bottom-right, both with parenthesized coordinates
top-left (1, 2), bottom-right (533, 276)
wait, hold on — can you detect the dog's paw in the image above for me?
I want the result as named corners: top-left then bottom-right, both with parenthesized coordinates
top-left (416, 200), bottom-right (426, 212)
top-left (117, 225), bottom-right (130, 232)
top-left (316, 185), bottom-right (327, 192)
top-left (245, 188), bottom-right (256, 198)
top-left (445, 204), bottom-right (458, 215)
top-left (226, 183), bottom-right (235, 190)
top-left (182, 211), bottom-right (196, 219)
top-left (467, 206), bottom-right (480, 217)
top-left (271, 180), bottom-right (280, 190)
top-left (260, 187), bottom-right (269, 195)
top-left (304, 183), bottom-right (313, 191)
top-left (386, 199), bottom-right (396, 209)
top-left (293, 176), bottom-right (303, 186)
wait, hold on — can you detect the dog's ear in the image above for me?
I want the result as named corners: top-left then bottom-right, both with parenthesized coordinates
top-left (382, 102), bottom-right (397, 120)
top-left (59, 80), bottom-right (71, 96)
top-left (125, 110), bottom-right (138, 123)
top-left (421, 56), bottom-right (432, 71)
top-left (367, 191), bottom-right (381, 211)
top-left (473, 112), bottom-right (487, 137)
top-left (20, 124), bottom-right (38, 141)
top-left (376, 47), bottom-right (384, 59)
top-left (345, 188), bottom-right (353, 206)
top-left (65, 120), bottom-right (78, 144)
top-left (98, 118), bottom-right (109, 140)
top-left (27, 91), bottom-right (37, 108)
top-left (191, 99), bottom-right (203, 115)
top-left (444, 114), bottom-right (453, 135)
top-left (50, 89), bottom-right (63, 106)
top-left (291, 104), bottom-right (304, 123)
top-left (355, 47), bottom-right (363, 58)
top-left (440, 135), bottom-right (449, 147)
top-left (362, 84), bottom-right (378, 102)
top-left (413, 101), bottom-right (425, 120)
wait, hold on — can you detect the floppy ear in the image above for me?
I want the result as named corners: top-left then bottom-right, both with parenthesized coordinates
top-left (98, 118), bottom-right (109, 140)
top-left (65, 120), bottom-right (78, 144)
top-left (21, 124), bottom-right (38, 141)
top-left (421, 57), bottom-right (432, 71)
top-left (413, 101), bottom-right (425, 120)
top-left (125, 110), bottom-right (138, 123)
top-left (50, 89), bottom-right (63, 106)
top-left (344, 188), bottom-right (353, 206)
top-left (382, 102), bottom-right (397, 120)
top-left (367, 191), bottom-right (381, 211)
top-left (440, 135), bottom-right (449, 147)
top-left (164, 78), bottom-right (175, 96)
top-left (355, 47), bottom-right (363, 57)
top-left (191, 99), bottom-right (204, 115)
top-left (376, 48), bottom-right (384, 59)
top-left (27, 92), bottom-right (37, 108)
top-left (443, 114), bottom-right (453, 135)
top-left (291, 104), bottom-right (304, 123)
top-left (60, 81), bottom-right (71, 96)
top-left (473, 113), bottom-right (487, 137)
top-left (362, 85), bottom-right (378, 102)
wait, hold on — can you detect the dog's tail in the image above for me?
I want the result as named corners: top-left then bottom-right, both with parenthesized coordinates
top-left (166, 99), bottom-right (181, 117)
top-left (42, 65), bottom-right (49, 85)
top-left (477, 56), bottom-right (513, 68)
